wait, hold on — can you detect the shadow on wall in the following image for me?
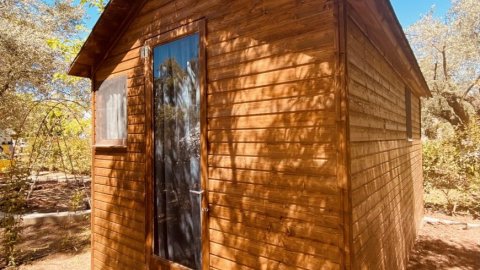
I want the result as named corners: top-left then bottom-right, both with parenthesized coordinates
top-left (94, 0), bottom-right (346, 269)
top-left (205, 1), bottom-right (343, 268)
top-left (350, 139), bottom-right (421, 269)
top-left (347, 26), bottom-right (424, 267)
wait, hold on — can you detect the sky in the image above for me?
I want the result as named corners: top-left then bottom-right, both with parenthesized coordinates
top-left (390, 0), bottom-right (451, 27)
top-left (83, 0), bottom-right (452, 34)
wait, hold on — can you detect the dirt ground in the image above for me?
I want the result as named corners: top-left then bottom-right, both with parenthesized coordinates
top-left (27, 180), bottom-right (90, 213)
top-left (27, 172), bottom-right (91, 213)
top-left (0, 217), bottom-right (90, 269)
top-left (408, 211), bottom-right (480, 270)
top-left (18, 249), bottom-right (90, 270)
top-left (18, 217), bottom-right (480, 270)
top-left (4, 211), bottom-right (479, 269)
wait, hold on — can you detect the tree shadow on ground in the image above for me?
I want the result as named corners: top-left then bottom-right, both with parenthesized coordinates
top-left (408, 236), bottom-right (480, 270)
top-left (0, 217), bottom-right (91, 268)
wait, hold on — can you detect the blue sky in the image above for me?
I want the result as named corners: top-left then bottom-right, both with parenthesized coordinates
top-left (390, 0), bottom-right (451, 27)
top-left (83, 0), bottom-right (451, 33)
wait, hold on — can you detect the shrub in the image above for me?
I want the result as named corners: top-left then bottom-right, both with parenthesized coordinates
top-left (423, 119), bottom-right (480, 217)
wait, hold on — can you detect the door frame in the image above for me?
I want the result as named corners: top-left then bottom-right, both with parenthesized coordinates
top-left (144, 19), bottom-right (209, 270)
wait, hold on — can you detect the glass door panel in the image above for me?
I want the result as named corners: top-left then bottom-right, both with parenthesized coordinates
top-left (153, 33), bottom-right (201, 270)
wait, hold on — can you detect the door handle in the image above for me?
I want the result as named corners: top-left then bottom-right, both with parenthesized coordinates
top-left (189, 189), bottom-right (204, 195)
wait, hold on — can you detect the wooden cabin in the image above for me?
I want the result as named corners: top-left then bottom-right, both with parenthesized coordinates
top-left (68, 0), bottom-right (430, 269)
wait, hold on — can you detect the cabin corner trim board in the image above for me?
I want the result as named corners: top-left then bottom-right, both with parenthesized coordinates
top-left (144, 18), bottom-right (208, 270)
top-left (333, 0), bottom-right (353, 269)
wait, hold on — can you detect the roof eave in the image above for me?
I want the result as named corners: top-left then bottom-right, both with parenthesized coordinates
top-left (67, 0), bottom-right (144, 79)
top-left (384, 0), bottom-right (431, 97)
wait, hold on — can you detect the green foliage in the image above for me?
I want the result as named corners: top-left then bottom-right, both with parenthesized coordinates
top-left (0, 0), bottom-right (99, 265)
top-left (407, 0), bottom-right (480, 218)
top-left (80, 0), bottom-right (107, 11)
top-left (69, 189), bottom-right (85, 213)
top-left (0, 162), bottom-right (30, 266)
top-left (19, 102), bottom-right (91, 175)
top-left (423, 118), bottom-right (480, 217)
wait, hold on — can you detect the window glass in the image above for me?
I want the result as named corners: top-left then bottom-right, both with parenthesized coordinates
top-left (153, 33), bottom-right (201, 269)
top-left (95, 75), bottom-right (127, 146)
top-left (405, 88), bottom-right (412, 140)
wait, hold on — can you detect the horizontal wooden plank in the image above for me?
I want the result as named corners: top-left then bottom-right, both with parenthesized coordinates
top-left (208, 155), bottom-right (336, 176)
top-left (209, 179), bottom-right (339, 208)
top-left (210, 254), bottom-right (254, 270)
top-left (209, 194), bottom-right (340, 228)
top-left (208, 167), bottom-right (338, 195)
top-left (209, 142), bottom-right (336, 160)
top-left (94, 175), bottom-right (145, 192)
top-left (208, 127), bottom-right (336, 143)
top-left (94, 192), bottom-right (144, 210)
top-left (208, 50), bottom-right (335, 82)
top-left (209, 229), bottom-right (340, 270)
top-left (94, 183), bottom-right (144, 202)
top-left (207, 78), bottom-right (334, 107)
top-left (95, 153), bottom-right (145, 163)
top-left (208, 111), bottom-right (337, 129)
top-left (94, 167), bottom-right (145, 179)
top-left (210, 242), bottom-right (295, 270)
top-left (210, 216), bottom-right (340, 252)
top-left (94, 159), bottom-right (145, 171)
top-left (208, 30), bottom-right (334, 69)
top-left (93, 257), bottom-right (116, 270)
top-left (94, 240), bottom-right (144, 267)
top-left (93, 216), bottom-right (144, 241)
top-left (208, 94), bottom-right (336, 118)
top-left (209, 64), bottom-right (334, 93)
top-left (210, 223), bottom-right (341, 263)
top-left (94, 199), bottom-right (145, 223)
top-left (94, 225), bottom-right (145, 253)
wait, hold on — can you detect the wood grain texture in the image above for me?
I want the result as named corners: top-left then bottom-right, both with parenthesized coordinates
top-left (346, 11), bottom-right (424, 270)
top-left (86, 0), bottom-right (427, 269)
top-left (91, 0), bottom-right (343, 269)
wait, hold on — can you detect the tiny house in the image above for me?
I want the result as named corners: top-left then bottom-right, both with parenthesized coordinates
top-left (69, 0), bottom-right (430, 269)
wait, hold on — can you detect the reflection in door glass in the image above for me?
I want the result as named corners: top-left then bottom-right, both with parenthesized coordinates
top-left (153, 33), bottom-right (201, 269)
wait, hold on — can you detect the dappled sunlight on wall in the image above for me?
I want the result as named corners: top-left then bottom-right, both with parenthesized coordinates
top-left (89, 0), bottom-right (347, 269)
top-left (204, 2), bottom-right (343, 268)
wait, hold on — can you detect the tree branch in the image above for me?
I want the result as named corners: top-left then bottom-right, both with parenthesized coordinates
top-left (441, 91), bottom-right (470, 128)
top-left (462, 74), bottom-right (480, 98)
top-left (442, 45), bottom-right (449, 81)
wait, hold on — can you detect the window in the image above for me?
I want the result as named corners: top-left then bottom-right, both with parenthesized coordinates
top-left (405, 88), bottom-right (412, 141)
top-left (95, 75), bottom-right (127, 146)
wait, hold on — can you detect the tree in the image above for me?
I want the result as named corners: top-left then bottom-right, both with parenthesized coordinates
top-left (0, 0), bottom-right (106, 266)
top-left (407, 0), bottom-right (480, 216)
top-left (407, 0), bottom-right (479, 136)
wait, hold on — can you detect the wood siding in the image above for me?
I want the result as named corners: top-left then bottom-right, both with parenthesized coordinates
top-left (92, 0), bottom-right (345, 269)
top-left (346, 11), bottom-right (424, 270)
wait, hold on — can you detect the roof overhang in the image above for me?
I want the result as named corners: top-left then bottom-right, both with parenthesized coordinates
top-left (68, 0), bottom-right (146, 78)
top-left (69, 0), bottom-right (431, 98)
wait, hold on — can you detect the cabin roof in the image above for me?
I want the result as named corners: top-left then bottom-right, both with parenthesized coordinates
top-left (68, 0), bottom-right (431, 97)
top-left (67, 0), bottom-right (145, 78)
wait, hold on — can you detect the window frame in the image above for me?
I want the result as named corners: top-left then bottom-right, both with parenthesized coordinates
top-left (93, 75), bottom-right (128, 148)
top-left (405, 88), bottom-right (413, 141)
top-left (144, 19), bottom-right (208, 270)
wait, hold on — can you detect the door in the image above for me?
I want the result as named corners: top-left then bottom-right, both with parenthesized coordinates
top-left (145, 20), bottom-right (208, 270)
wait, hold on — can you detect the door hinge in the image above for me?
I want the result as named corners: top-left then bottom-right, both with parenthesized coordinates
top-left (140, 45), bottom-right (150, 60)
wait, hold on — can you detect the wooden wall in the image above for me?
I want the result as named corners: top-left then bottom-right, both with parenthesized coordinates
top-left (345, 9), bottom-right (424, 270)
top-left (92, 0), bottom-right (346, 269)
